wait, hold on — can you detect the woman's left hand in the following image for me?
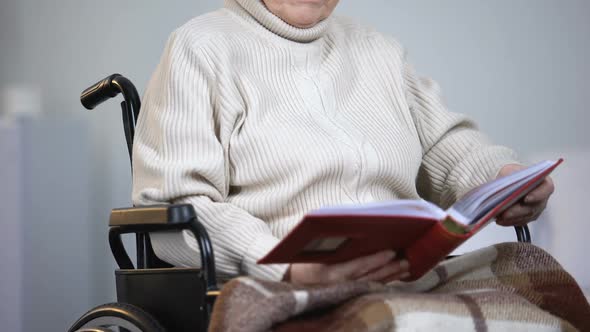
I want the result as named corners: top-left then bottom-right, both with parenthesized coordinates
top-left (495, 164), bottom-right (555, 226)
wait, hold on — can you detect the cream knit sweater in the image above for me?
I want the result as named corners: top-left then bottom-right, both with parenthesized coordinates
top-left (132, 0), bottom-right (517, 282)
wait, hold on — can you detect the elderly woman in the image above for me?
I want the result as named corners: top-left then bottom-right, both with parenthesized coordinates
top-left (132, 0), bottom-right (554, 285)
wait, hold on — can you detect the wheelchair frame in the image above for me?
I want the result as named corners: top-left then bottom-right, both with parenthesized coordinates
top-left (69, 74), bottom-right (219, 332)
top-left (68, 73), bottom-right (531, 332)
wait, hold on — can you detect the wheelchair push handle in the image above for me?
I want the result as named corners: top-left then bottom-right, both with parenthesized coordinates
top-left (81, 74), bottom-right (122, 110)
top-left (81, 74), bottom-right (141, 113)
top-left (80, 73), bottom-right (141, 125)
top-left (80, 74), bottom-right (141, 165)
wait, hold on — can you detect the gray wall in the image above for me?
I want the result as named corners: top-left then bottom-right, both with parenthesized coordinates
top-left (0, 1), bottom-right (588, 331)
top-left (0, 122), bottom-right (24, 332)
top-left (339, 0), bottom-right (590, 154)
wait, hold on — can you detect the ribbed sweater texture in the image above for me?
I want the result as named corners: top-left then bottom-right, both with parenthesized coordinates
top-left (132, 0), bottom-right (518, 282)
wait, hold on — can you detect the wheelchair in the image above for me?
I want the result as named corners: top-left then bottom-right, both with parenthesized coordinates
top-left (67, 73), bottom-right (532, 332)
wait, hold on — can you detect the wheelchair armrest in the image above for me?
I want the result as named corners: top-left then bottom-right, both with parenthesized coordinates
top-left (108, 204), bottom-right (217, 292)
top-left (109, 204), bottom-right (196, 227)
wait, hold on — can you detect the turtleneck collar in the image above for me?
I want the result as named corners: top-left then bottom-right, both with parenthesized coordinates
top-left (225, 0), bottom-right (332, 43)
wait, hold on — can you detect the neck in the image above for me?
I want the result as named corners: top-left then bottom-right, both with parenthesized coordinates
top-left (226, 0), bottom-right (331, 43)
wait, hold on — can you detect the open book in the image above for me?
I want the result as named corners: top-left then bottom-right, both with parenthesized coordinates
top-left (258, 159), bottom-right (563, 281)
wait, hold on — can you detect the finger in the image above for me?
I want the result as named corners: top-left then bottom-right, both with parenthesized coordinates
top-left (331, 250), bottom-right (396, 280)
top-left (381, 270), bottom-right (412, 284)
top-left (358, 259), bottom-right (409, 282)
top-left (536, 200), bottom-right (548, 216)
top-left (524, 177), bottom-right (554, 204)
top-left (501, 198), bottom-right (550, 226)
top-left (498, 206), bottom-right (544, 226)
top-left (497, 211), bottom-right (528, 226)
top-left (497, 215), bottom-right (531, 226)
top-left (498, 203), bottom-right (535, 221)
top-left (526, 201), bottom-right (547, 222)
top-left (497, 209), bottom-right (533, 226)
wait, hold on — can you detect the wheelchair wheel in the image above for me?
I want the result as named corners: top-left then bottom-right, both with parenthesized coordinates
top-left (68, 302), bottom-right (166, 332)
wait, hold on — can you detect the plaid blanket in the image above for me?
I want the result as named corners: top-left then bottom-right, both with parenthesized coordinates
top-left (209, 243), bottom-right (590, 332)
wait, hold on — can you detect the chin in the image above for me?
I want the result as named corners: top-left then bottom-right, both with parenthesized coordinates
top-left (292, 0), bottom-right (327, 5)
top-left (287, 11), bottom-right (325, 28)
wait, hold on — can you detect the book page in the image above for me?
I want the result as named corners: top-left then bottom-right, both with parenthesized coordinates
top-left (447, 160), bottom-right (559, 225)
top-left (309, 199), bottom-right (447, 220)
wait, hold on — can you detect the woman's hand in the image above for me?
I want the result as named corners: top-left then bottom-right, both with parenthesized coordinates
top-left (495, 163), bottom-right (555, 226)
top-left (284, 250), bottom-right (410, 285)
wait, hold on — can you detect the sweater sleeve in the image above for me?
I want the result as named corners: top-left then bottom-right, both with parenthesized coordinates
top-left (401, 53), bottom-right (519, 208)
top-left (131, 29), bottom-right (288, 281)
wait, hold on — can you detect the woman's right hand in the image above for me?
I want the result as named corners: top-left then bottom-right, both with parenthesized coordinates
top-left (285, 250), bottom-right (410, 285)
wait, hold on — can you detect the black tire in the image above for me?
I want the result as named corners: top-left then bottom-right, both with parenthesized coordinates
top-left (68, 302), bottom-right (166, 332)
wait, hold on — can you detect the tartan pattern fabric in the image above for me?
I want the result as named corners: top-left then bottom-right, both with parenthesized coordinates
top-left (209, 243), bottom-right (590, 332)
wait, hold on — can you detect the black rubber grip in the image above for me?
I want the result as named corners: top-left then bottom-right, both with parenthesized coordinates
top-left (80, 74), bottom-right (122, 110)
